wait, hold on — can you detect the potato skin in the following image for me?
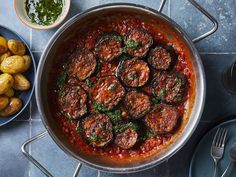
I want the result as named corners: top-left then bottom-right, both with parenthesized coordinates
top-left (0, 36), bottom-right (8, 54)
top-left (13, 74), bottom-right (31, 91)
top-left (0, 51), bottom-right (11, 63)
top-left (22, 55), bottom-right (31, 72)
top-left (7, 40), bottom-right (26, 56)
top-left (0, 96), bottom-right (9, 111)
top-left (4, 88), bottom-right (14, 97)
top-left (0, 55), bottom-right (25, 74)
top-left (0, 73), bottom-right (14, 94)
top-left (0, 97), bottom-right (22, 116)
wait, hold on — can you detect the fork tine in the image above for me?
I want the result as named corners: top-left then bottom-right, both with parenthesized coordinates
top-left (218, 128), bottom-right (226, 147)
top-left (212, 128), bottom-right (220, 146)
top-left (220, 129), bottom-right (228, 148)
top-left (216, 128), bottom-right (224, 147)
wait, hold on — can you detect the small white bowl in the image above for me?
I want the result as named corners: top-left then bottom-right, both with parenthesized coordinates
top-left (14, 0), bottom-right (71, 30)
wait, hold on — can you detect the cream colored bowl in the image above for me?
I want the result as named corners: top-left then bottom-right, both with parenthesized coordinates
top-left (14, 0), bottom-right (71, 30)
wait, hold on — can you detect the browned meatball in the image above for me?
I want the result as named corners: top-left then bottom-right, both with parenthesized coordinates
top-left (148, 46), bottom-right (172, 70)
top-left (91, 76), bottom-right (125, 110)
top-left (124, 91), bottom-right (151, 119)
top-left (81, 114), bottom-right (113, 147)
top-left (58, 85), bottom-right (87, 119)
top-left (144, 104), bottom-right (178, 134)
top-left (119, 59), bottom-right (150, 87)
top-left (95, 34), bottom-right (122, 62)
top-left (125, 28), bottom-right (153, 58)
top-left (114, 128), bottom-right (138, 149)
top-left (67, 48), bottom-right (97, 81)
top-left (152, 72), bottom-right (186, 104)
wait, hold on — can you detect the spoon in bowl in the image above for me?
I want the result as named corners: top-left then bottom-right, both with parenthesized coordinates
top-left (221, 143), bottom-right (236, 177)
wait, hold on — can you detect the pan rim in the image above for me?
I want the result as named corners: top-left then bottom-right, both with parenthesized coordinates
top-left (35, 3), bottom-right (205, 173)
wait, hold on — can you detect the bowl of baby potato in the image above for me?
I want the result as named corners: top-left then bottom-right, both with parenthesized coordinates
top-left (0, 25), bottom-right (36, 126)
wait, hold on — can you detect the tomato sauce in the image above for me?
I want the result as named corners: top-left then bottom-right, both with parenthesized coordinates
top-left (48, 15), bottom-right (194, 161)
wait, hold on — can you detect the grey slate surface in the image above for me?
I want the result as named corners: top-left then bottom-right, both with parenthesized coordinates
top-left (1, 0), bottom-right (236, 177)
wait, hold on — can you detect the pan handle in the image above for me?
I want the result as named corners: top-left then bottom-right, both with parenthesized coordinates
top-left (188, 0), bottom-right (218, 43)
top-left (158, 0), bottom-right (218, 43)
top-left (158, 0), bottom-right (167, 12)
top-left (21, 131), bottom-right (82, 177)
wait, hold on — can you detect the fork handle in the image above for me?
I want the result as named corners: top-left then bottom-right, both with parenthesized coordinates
top-left (213, 159), bottom-right (219, 177)
top-left (221, 161), bottom-right (234, 177)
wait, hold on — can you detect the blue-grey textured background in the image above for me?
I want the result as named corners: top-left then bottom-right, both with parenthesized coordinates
top-left (1, 0), bottom-right (236, 177)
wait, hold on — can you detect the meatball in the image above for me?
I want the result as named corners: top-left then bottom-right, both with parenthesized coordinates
top-left (81, 114), bottom-right (113, 147)
top-left (119, 59), bottom-right (150, 87)
top-left (124, 91), bottom-right (151, 119)
top-left (125, 28), bottom-right (153, 58)
top-left (91, 76), bottom-right (125, 110)
top-left (144, 104), bottom-right (178, 134)
top-left (148, 46), bottom-right (172, 70)
top-left (114, 128), bottom-right (138, 149)
top-left (152, 72), bottom-right (186, 104)
top-left (58, 85), bottom-right (87, 119)
top-left (67, 48), bottom-right (97, 81)
top-left (95, 33), bottom-right (122, 62)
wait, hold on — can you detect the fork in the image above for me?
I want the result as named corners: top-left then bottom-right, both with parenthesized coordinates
top-left (211, 128), bottom-right (228, 177)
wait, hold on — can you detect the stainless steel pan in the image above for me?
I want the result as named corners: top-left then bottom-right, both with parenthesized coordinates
top-left (33, 1), bottom-right (217, 174)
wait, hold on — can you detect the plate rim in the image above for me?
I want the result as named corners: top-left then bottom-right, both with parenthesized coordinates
top-left (189, 118), bottom-right (236, 177)
top-left (0, 25), bottom-right (36, 126)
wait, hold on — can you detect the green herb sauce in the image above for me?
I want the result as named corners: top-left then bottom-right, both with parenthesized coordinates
top-left (25, 0), bottom-right (64, 26)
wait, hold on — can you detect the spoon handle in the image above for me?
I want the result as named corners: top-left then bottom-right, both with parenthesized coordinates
top-left (221, 161), bottom-right (234, 177)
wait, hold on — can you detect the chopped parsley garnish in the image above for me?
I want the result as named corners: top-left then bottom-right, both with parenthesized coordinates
top-left (93, 102), bottom-right (110, 112)
top-left (93, 102), bottom-right (122, 123)
top-left (108, 83), bottom-right (116, 91)
top-left (159, 88), bottom-right (167, 96)
top-left (175, 77), bottom-right (180, 84)
top-left (56, 71), bottom-right (67, 89)
top-left (85, 79), bottom-right (93, 87)
top-left (106, 109), bottom-right (122, 123)
top-left (76, 126), bottom-right (82, 133)
top-left (59, 90), bottom-right (67, 97)
top-left (121, 48), bottom-right (128, 54)
top-left (114, 122), bottom-right (139, 134)
top-left (175, 93), bottom-right (182, 103)
top-left (128, 72), bottom-right (138, 81)
top-left (89, 135), bottom-right (100, 142)
top-left (126, 39), bottom-right (141, 50)
top-left (112, 35), bottom-right (122, 42)
top-left (151, 97), bottom-right (160, 106)
top-left (118, 49), bottom-right (128, 61)
top-left (142, 130), bottom-right (158, 140)
top-left (133, 57), bottom-right (139, 60)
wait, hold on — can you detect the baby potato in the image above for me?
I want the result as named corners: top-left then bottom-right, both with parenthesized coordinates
top-left (0, 96), bottom-right (9, 111)
top-left (0, 73), bottom-right (14, 94)
top-left (22, 55), bottom-right (31, 72)
top-left (0, 36), bottom-right (8, 54)
top-left (13, 74), bottom-right (31, 91)
top-left (0, 97), bottom-right (22, 116)
top-left (8, 40), bottom-right (26, 56)
top-left (4, 88), bottom-right (14, 97)
top-left (0, 51), bottom-right (11, 63)
top-left (1, 55), bottom-right (25, 74)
